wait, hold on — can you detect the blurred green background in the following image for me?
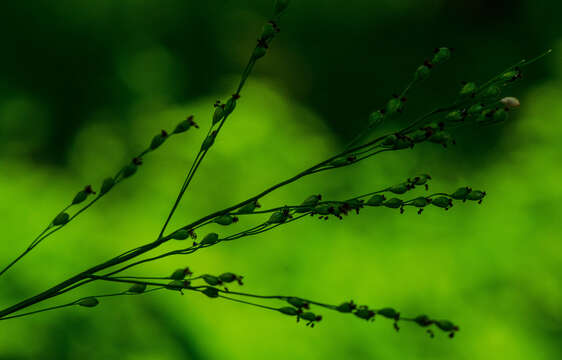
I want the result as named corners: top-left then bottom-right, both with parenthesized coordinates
top-left (1, 0), bottom-right (561, 359)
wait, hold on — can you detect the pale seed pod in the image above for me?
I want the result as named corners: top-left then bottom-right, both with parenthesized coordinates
top-left (171, 229), bottom-right (190, 240)
top-left (366, 194), bottom-right (386, 206)
top-left (77, 297), bottom-right (99, 308)
top-left (100, 177), bottom-right (115, 195)
top-left (128, 283), bottom-right (147, 294)
top-left (52, 212), bottom-right (70, 226)
top-left (500, 97), bottom-right (520, 108)
top-left (432, 47), bottom-right (451, 65)
top-left (201, 232), bottom-right (219, 246)
top-left (279, 306), bottom-right (299, 316)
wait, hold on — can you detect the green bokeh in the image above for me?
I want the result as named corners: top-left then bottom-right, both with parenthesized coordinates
top-left (1, 1), bottom-right (561, 359)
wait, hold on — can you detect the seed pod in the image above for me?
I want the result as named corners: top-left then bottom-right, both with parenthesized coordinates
top-left (460, 82), bottom-right (477, 97)
top-left (174, 116), bottom-right (197, 134)
top-left (410, 130), bottom-right (429, 143)
top-left (166, 280), bottom-right (186, 290)
top-left (128, 283), bottom-right (147, 294)
top-left (468, 103), bottom-right (484, 115)
top-left (212, 105), bottom-right (225, 125)
top-left (386, 98), bottom-right (403, 116)
top-left (313, 203), bottom-right (332, 215)
top-left (466, 190), bottom-right (486, 201)
top-left (500, 97), bottom-right (520, 108)
top-left (410, 174), bottom-right (431, 185)
top-left (493, 108), bottom-right (509, 123)
top-left (100, 177), bottom-right (115, 195)
top-left (261, 22), bottom-right (277, 41)
top-left (77, 297), bottom-right (99, 308)
top-left (476, 109), bottom-right (494, 124)
top-left (202, 286), bottom-right (219, 298)
top-left (366, 194), bottom-right (386, 206)
top-left (389, 182), bottom-right (410, 195)
top-left (252, 47), bottom-right (267, 60)
top-left (368, 110), bottom-right (384, 127)
top-left (202, 274), bottom-right (221, 286)
top-left (300, 312), bottom-right (321, 322)
top-left (171, 229), bottom-right (190, 240)
top-left (72, 190), bottom-right (88, 205)
top-left (296, 194), bottom-right (322, 213)
top-left (53, 212), bottom-right (70, 226)
top-left (411, 197), bottom-right (430, 208)
top-left (237, 200), bottom-right (260, 214)
top-left (223, 96), bottom-right (237, 117)
top-left (150, 130), bottom-right (168, 150)
top-left (122, 163), bottom-right (138, 178)
top-left (354, 308), bottom-right (375, 320)
top-left (201, 232), bottom-right (219, 246)
top-left (219, 272), bottom-right (238, 283)
top-left (393, 137), bottom-right (413, 150)
top-left (451, 187), bottom-right (471, 200)
top-left (414, 64), bottom-right (431, 82)
top-left (274, 0), bottom-right (290, 16)
top-left (445, 110), bottom-right (464, 122)
top-left (432, 47), bottom-right (451, 65)
top-left (201, 131), bottom-right (217, 151)
top-left (432, 196), bottom-right (452, 209)
top-left (481, 85), bottom-right (501, 98)
top-left (287, 297), bottom-right (308, 309)
top-left (214, 215), bottom-right (238, 226)
top-left (279, 306), bottom-right (298, 316)
top-left (336, 301), bottom-right (356, 313)
top-left (345, 199), bottom-right (364, 210)
top-left (268, 211), bottom-right (288, 224)
top-left (414, 315), bottom-right (432, 327)
top-left (384, 198), bottom-right (403, 209)
top-left (382, 134), bottom-right (398, 147)
top-left (170, 268), bottom-right (187, 280)
top-left (378, 307), bottom-right (399, 319)
top-left (435, 320), bottom-right (457, 332)
top-left (428, 131), bottom-right (454, 147)
top-left (501, 70), bottom-right (520, 81)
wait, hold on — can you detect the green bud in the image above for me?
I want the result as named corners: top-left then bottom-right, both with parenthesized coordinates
top-left (122, 163), bottom-right (138, 178)
top-left (389, 182), bottom-right (410, 195)
top-left (202, 274), bottom-right (221, 286)
top-left (173, 116), bottom-right (197, 134)
top-left (368, 110), bottom-right (385, 127)
top-left (223, 96), bottom-right (237, 117)
top-left (72, 190), bottom-right (88, 205)
top-left (410, 174), bottom-right (432, 185)
top-left (261, 22), bottom-right (277, 41)
top-left (77, 297), bottom-right (99, 308)
top-left (170, 268), bottom-right (187, 280)
top-left (435, 320), bottom-right (457, 332)
top-left (150, 130), bottom-right (168, 150)
top-left (432, 196), bottom-right (452, 209)
top-left (336, 301), bottom-right (356, 313)
top-left (468, 103), bottom-right (484, 115)
top-left (212, 105), bottom-right (225, 125)
top-left (128, 283), bottom-right (147, 294)
top-left (268, 210), bottom-right (289, 224)
top-left (354, 308), bottom-right (375, 320)
top-left (501, 70), bottom-right (519, 81)
top-left (382, 134), bottom-right (398, 147)
top-left (428, 131), bottom-right (454, 147)
top-left (366, 194), bottom-right (386, 207)
top-left (414, 315), bottom-right (432, 327)
top-left (414, 64), bottom-right (431, 82)
top-left (201, 131), bottom-right (217, 151)
top-left (171, 229), bottom-right (190, 240)
top-left (252, 47), bottom-right (267, 60)
top-left (432, 47), bottom-right (451, 65)
top-left (201, 232), bottom-right (219, 246)
top-left (202, 286), bottom-right (219, 298)
top-left (53, 212), bottom-right (70, 226)
top-left (274, 0), bottom-right (290, 16)
top-left (384, 198), bottom-right (403, 209)
top-left (460, 82), bottom-right (477, 97)
top-left (466, 190), bottom-right (486, 202)
top-left (218, 272), bottom-right (238, 283)
top-left (330, 156), bottom-right (356, 167)
top-left (287, 297), bottom-right (308, 308)
top-left (313, 204), bottom-right (332, 215)
top-left (166, 280), bottom-right (186, 290)
top-left (237, 200), bottom-right (260, 214)
top-left (451, 187), bottom-right (471, 200)
top-left (445, 110), bottom-right (464, 122)
top-left (378, 307), bottom-right (399, 319)
top-left (411, 197), bottom-right (430, 208)
top-left (493, 108), bottom-right (509, 123)
top-left (386, 97), bottom-right (403, 116)
top-left (100, 177), bottom-right (115, 195)
top-left (214, 215), bottom-right (238, 226)
top-left (279, 306), bottom-right (298, 316)
top-left (297, 194), bottom-right (322, 212)
top-left (481, 85), bottom-right (501, 98)
top-left (300, 312), bottom-right (321, 322)
top-left (410, 130), bottom-right (429, 143)
top-left (476, 109), bottom-right (494, 124)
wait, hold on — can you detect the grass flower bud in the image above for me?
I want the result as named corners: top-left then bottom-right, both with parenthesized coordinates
top-left (435, 320), bottom-right (458, 332)
top-left (409, 174), bottom-right (431, 186)
top-left (128, 283), bottom-right (147, 294)
top-left (219, 272), bottom-right (243, 285)
top-left (212, 102), bottom-right (225, 125)
top-left (481, 85), bottom-right (501, 98)
top-left (214, 215), bottom-right (239, 226)
top-left (53, 212), bottom-right (70, 226)
top-left (336, 301), bottom-right (356, 313)
top-left (389, 182), bottom-right (410, 195)
top-left (173, 115), bottom-right (198, 134)
top-left (500, 97), bottom-right (520, 108)
top-left (414, 64), bottom-right (431, 82)
top-left (384, 198), bottom-right (403, 209)
top-left (414, 315), bottom-right (432, 327)
top-left (201, 232), bottom-right (219, 246)
top-left (445, 110), bottom-right (464, 122)
top-left (100, 177), bottom-right (115, 195)
top-left (451, 187), bottom-right (471, 200)
top-left (72, 185), bottom-right (95, 205)
top-left (261, 21), bottom-right (278, 42)
top-left (279, 307), bottom-right (299, 316)
top-left (170, 268), bottom-right (188, 280)
top-left (466, 190), bottom-right (486, 203)
top-left (432, 47), bottom-right (451, 65)
top-left (252, 47), bottom-right (267, 60)
top-left (237, 200), bottom-right (261, 214)
top-left (223, 95), bottom-right (239, 117)
top-left (300, 312), bottom-right (322, 323)
top-left (268, 209), bottom-right (291, 224)
top-left (202, 274), bottom-right (222, 286)
top-left (150, 130), bottom-right (168, 150)
top-left (378, 307), bottom-right (399, 320)
top-left (123, 158), bottom-right (141, 178)
top-left (297, 194), bottom-right (322, 213)
top-left (201, 131), bottom-right (217, 151)
top-left (410, 130), bottom-right (429, 143)
top-left (429, 131), bottom-right (454, 147)
top-left (77, 297), bottom-right (99, 308)
top-left (460, 82), bottom-right (477, 97)
top-left (386, 96), bottom-right (404, 116)
top-left (431, 196), bottom-right (452, 209)
top-left (368, 110), bottom-right (385, 127)
top-left (493, 108), bottom-right (509, 123)
top-left (171, 229), bottom-right (190, 240)
top-left (287, 297), bottom-right (309, 309)
top-left (354, 308), bottom-right (375, 321)
top-left (366, 194), bottom-right (386, 206)
top-left (468, 103), bottom-right (484, 115)
top-left (166, 280), bottom-right (187, 291)
top-left (202, 286), bottom-right (219, 298)
top-left (411, 197), bottom-right (430, 208)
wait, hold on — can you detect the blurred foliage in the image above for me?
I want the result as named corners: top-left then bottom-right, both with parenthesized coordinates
top-left (0, 1), bottom-right (561, 359)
